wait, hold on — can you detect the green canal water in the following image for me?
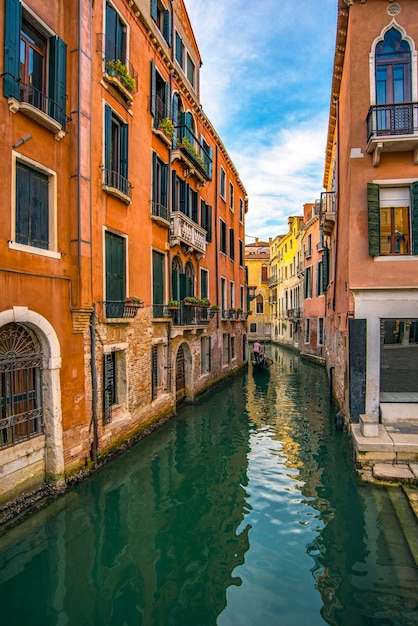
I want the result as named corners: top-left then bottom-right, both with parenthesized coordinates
top-left (0, 346), bottom-right (417, 626)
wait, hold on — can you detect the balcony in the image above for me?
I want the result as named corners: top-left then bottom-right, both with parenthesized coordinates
top-left (171, 125), bottom-right (212, 185)
top-left (287, 308), bottom-right (301, 320)
top-left (102, 301), bottom-right (142, 320)
top-left (320, 191), bottom-right (336, 237)
top-left (103, 169), bottom-right (133, 204)
top-left (366, 103), bottom-right (418, 166)
top-left (268, 275), bottom-right (279, 287)
top-left (151, 201), bottom-right (169, 227)
top-left (97, 34), bottom-right (138, 101)
top-left (153, 304), bottom-right (209, 328)
top-left (170, 212), bottom-right (207, 257)
top-left (7, 79), bottom-right (68, 140)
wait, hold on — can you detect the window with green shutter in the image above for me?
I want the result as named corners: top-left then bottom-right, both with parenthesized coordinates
top-left (4, 0), bottom-right (67, 129)
top-left (104, 105), bottom-right (130, 199)
top-left (15, 161), bottom-right (49, 250)
top-left (105, 231), bottom-right (125, 303)
top-left (368, 183), bottom-right (417, 256)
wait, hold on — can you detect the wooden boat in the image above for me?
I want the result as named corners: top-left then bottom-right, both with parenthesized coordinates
top-left (251, 354), bottom-right (272, 372)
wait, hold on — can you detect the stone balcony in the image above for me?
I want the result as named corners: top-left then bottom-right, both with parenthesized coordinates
top-left (170, 212), bottom-right (207, 257)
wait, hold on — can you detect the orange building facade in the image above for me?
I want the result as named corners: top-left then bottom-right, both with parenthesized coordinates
top-left (0, 0), bottom-right (248, 505)
top-left (323, 0), bottom-right (418, 426)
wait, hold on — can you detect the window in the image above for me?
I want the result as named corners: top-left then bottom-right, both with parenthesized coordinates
top-left (221, 277), bottom-right (226, 316)
top-left (231, 336), bottom-right (236, 360)
top-left (103, 348), bottom-right (127, 424)
top-left (239, 198), bottom-right (244, 222)
top-left (200, 200), bottom-right (212, 242)
top-left (368, 183), bottom-right (418, 256)
top-left (239, 240), bottom-right (244, 266)
top-left (261, 265), bottom-right (268, 283)
top-left (104, 105), bottom-right (130, 200)
top-left (304, 266), bottom-right (313, 298)
top-left (186, 54), bottom-right (195, 88)
top-left (220, 219), bottom-right (227, 254)
top-left (316, 261), bottom-right (324, 296)
top-left (318, 318), bottom-right (324, 346)
top-left (375, 28), bottom-right (412, 134)
top-left (229, 228), bottom-right (235, 260)
top-left (305, 234), bottom-right (312, 257)
top-left (305, 319), bottom-right (310, 344)
top-left (256, 294), bottom-right (264, 314)
top-left (152, 152), bottom-right (168, 221)
top-left (151, 61), bottom-right (169, 127)
top-left (14, 157), bottom-right (56, 252)
top-left (250, 323), bottom-right (257, 333)
top-left (0, 323), bottom-right (43, 449)
top-left (151, 343), bottom-right (167, 399)
top-left (105, 231), bottom-right (126, 313)
top-left (105, 2), bottom-right (126, 64)
top-left (230, 281), bottom-right (235, 309)
top-left (175, 32), bottom-right (184, 68)
top-left (4, 0), bottom-right (67, 130)
top-left (151, 0), bottom-right (172, 45)
top-left (201, 337), bottom-right (211, 373)
top-left (200, 268), bottom-right (208, 299)
top-left (240, 286), bottom-right (244, 309)
top-left (152, 250), bottom-right (165, 318)
top-left (222, 333), bottom-right (230, 364)
top-left (220, 167), bottom-right (226, 199)
top-left (229, 182), bottom-right (234, 211)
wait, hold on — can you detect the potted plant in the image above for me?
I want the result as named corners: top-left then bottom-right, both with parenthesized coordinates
top-left (125, 296), bottom-right (143, 307)
top-left (229, 307), bottom-right (237, 320)
top-left (158, 118), bottom-right (174, 139)
top-left (184, 296), bottom-right (200, 305)
top-left (200, 297), bottom-right (210, 307)
top-left (167, 300), bottom-right (180, 309)
top-left (209, 304), bottom-right (219, 318)
top-left (106, 59), bottom-right (136, 92)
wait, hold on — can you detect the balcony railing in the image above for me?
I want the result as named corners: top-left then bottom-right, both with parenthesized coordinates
top-left (103, 169), bottom-right (133, 203)
top-left (366, 103), bottom-right (418, 165)
top-left (173, 124), bottom-right (212, 181)
top-left (287, 308), bottom-right (301, 319)
top-left (153, 303), bottom-right (209, 326)
top-left (170, 211), bottom-right (207, 255)
top-left (268, 275), bottom-right (279, 287)
top-left (320, 191), bottom-right (336, 237)
top-left (103, 301), bottom-right (142, 319)
top-left (151, 201), bottom-right (169, 224)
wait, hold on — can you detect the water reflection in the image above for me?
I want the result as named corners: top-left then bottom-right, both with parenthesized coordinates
top-left (0, 347), bottom-right (417, 625)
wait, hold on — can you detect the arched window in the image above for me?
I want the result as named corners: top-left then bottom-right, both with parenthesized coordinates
top-left (375, 28), bottom-right (412, 134)
top-left (171, 255), bottom-right (183, 301)
top-left (0, 324), bottom-right (43, 449)
top-left (185, 261), bottom-right (194, 297)
top-left (256, 294), bottom-right (264, 314)
top-left (172, 93), bottom-right (183, 141)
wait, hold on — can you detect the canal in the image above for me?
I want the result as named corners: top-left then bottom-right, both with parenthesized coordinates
top-left (0, 346), bottom-right (417, 626)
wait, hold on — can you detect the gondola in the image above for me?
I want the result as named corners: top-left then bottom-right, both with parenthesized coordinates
top-left (251, 354), bottom-right (272, 372)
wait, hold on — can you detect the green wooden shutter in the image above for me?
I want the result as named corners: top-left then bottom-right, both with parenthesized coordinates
top-left (151, 0), bottom-right (158, 22)
top-left (104, 104), bottom-right (112, 174)
top-left (152, 250), bottom-right (164, 306)
top-left (161, 163), bottom-right (168, 208)
top-left (150, 60), bottom-right (156, 117)
top-left (105, 232), bottom-right (124, 301)
top-left (179, 273), bottom-right (187, 300)
top-left (206, 205), bottom-right (212, 242)
top-left (152, 151), bottom-right (157, 203)
top-left (322, 247), bottom-right (329, 292)
top-left (103, 353), bottom-right (114, 424)
top-left (411, 181), bottom-right (418, 255)
top-left (4, 0), bottom-right (21, 99)
top-left (48, 36), bottom-right (67, 128)
top-left (316, 262), bottom-right (320, 296)
top-left (368, 183), bottom-right (380, 256)
top-left (172, 266), bottom-right (179, 300)
top-left (120, 122), bottom-right (129, 187)
top-left (163, 10), bottom-right (172, 46)
top-left (172, 94), bottom-right (179, 146)
top-left (172, 170), bottom-right (177, 210)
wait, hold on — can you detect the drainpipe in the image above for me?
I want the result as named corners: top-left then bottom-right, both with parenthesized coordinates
top-left (90, 305), bottom-right (99, 463)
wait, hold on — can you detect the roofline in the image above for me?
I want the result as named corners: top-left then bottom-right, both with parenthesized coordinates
top-left (323, 1), bottom-right (349, 189)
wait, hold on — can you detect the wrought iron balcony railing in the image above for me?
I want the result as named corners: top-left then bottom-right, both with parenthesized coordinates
top-left (366, 103), bottom-right (418, 141)
top-left (103, 301), bottom-right (142, 319)
top-left (153, 303), bottom-right (209, 326)
top-left (173, 124), bottom-right (212, 180)
top-left (287, 308), bottom-right (301, 319)
top-left (103, 169), bottom-right (133, 203)
top-left (151, 201), bottom-right (169, 224)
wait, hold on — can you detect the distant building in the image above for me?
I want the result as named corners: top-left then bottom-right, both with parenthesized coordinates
top-left (245, 238), bottom-right (271, 343)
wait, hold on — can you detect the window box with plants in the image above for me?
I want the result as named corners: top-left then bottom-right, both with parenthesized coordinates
top-left (158, 118), bottom-right (174, 140)
top-left (209, 304), bottom-right (220, 318)
top-left (105, 59), bottom-right (136, 96)
top-left (125, 296), bottom-right (144, 308)
top-left (229, 307), bottom-right (237, 320)
top-left (167, 300), bottom-right (180, 310)
top-left (183, 296), bottom-right (201, 306)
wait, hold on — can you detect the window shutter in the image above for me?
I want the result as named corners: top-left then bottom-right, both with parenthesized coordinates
top-left (152, 152), bottom-right (157, 203)
top-left (172, 170), bottom-right (177, 210)
top-left (163, 10), bottom-right (172, 47)
top-left (316, 262), bottom-right (320, 296)
top-left (179, 179), bottom-right (186, 214)
top-left (151, 0), bottom-right (158, 22)
top-left (206, 205), bottom-right (212, 242)
top-left (120, 122), bottom-right (129, 185)
top-left (207, 145), bottom-right (213, 179)
top-left (151, 345), bottom-right (158, 400)
top-left (49, 36), bottom-right (67, 128)
top-left (104, 105), bottom-right (112, 173)
top-left (322, 247), bottom-right (329, 292)
top-left (103, 353), bottom-right (113, 424)
top-left (150, 60), bottom-right (156, 117)
top-left (411, 181), bottom-right (418, 255)
top-left (367, 183), bottom-right (380, 256)
top-left (161, 163), bottom-right (168, 208)
top-left (4, 0), bottom-right (21, 99)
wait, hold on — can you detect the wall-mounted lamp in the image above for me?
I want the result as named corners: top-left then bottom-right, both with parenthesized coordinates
top-left (12, 134), bottom-right (32, 149)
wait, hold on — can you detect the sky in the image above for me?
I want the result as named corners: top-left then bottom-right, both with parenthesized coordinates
top-left (183, 0), bottom-right (338, 241)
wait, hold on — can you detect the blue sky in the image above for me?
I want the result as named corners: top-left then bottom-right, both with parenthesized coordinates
top-left (183, 0), bottom-right (338, 241)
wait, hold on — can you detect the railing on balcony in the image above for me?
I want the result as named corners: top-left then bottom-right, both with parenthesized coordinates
top-left (97, 33), bottom-right (138, 94)
top-left (103, 168), bottom-right (133, 202)
top-left (103, 301), bottom-right (141, 319)
top-left (367, 103), bottom-right (418, 141)
top-left (304, 247), bottom-right (312, 259)
top-left (287, 308), bottom-right (301, 319)
top-left (268, 275), bottom-right (279, 287)
top-left (153, 303), bottom-right (209, 326)
top-left (170, 211), bottom-right (207, 255)
top-left (320, 191), bottom-right (336, 236)
top-left (173, 124), bottom-right (212, 180)
top-left (11, 79), bottom-right (68, 130)
top-left (153, 94), bottom-right (170, 129)
top-left (151, 201), bottom-right (169, 224)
